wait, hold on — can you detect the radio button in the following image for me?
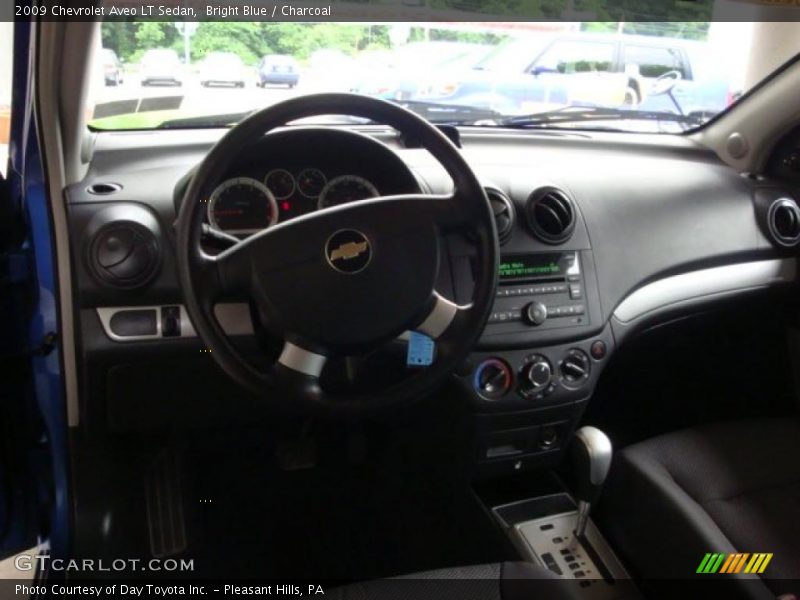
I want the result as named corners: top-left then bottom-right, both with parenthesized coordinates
top-left (569, 284), bottom-right (583, 299)
top-left (524, 302), bottom-right (548, 326)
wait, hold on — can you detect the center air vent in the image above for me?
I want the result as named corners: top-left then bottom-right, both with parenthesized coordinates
top-left (768, 198), bottom-right (800, 247)
top-left (486, 188), bottom-right (515, 245)
top-left (525, 187), bottom-right (577, 245)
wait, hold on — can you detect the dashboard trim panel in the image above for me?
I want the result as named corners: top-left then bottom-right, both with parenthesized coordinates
top-left (612, 258), bottom-right (797, 324)
top-left (96, 303), bottom-right (253, 342)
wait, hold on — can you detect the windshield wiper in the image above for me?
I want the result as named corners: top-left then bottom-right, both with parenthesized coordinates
top-left (500, 106), bottom-right (706, 130)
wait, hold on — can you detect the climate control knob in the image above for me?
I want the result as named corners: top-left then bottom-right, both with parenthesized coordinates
top-left (524, 301), bottom-right (548, 326)
top-left (473, 359), bottom-right (513, 400)
top-left (519, 355), bottom-right (553, 396)
top-left (560, 349), bottom-right (591, 388)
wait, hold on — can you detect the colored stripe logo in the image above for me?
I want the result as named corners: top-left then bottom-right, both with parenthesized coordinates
top-left (697, 553), bottom-right (773, 574)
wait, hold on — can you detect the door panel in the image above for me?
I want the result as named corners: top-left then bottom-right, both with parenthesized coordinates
top-left (0, 19), bottom-right (68, 563)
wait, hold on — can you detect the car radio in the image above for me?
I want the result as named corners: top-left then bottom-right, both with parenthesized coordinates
top-left (487, 252), bottom-right (588, 332)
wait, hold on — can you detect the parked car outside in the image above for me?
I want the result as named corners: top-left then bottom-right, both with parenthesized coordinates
top-left (101, 48), bottom-right (123, 86)
top-left (257, 54), bottom-right (300, 88)
top-left (139, 48), bottom-right (182, 87)
top-left (352, 41), bottom-right (489, 101)
top-left (427, 33), bottom-right (733, 116)
top-left (198, 52), bottom-right (249, 88)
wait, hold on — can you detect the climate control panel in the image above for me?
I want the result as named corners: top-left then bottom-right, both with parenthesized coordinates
top-left (465, 326), bottom-right (614, 412)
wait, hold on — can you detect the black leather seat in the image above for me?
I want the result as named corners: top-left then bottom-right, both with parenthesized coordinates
top-left (328, 562), bottom-right (583, 600)
top-left (599, 418), bottom-right (800, 599)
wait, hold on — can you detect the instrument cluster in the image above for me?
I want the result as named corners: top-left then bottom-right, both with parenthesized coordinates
top-left (207, 166), bottom-right (381, 237)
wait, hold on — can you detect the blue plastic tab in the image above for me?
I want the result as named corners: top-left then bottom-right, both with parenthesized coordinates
top-left (407, 332), bottom-right (435, 367)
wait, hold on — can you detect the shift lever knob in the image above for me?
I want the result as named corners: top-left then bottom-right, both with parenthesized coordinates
top-left (571, 426), bottom-right (612, 538)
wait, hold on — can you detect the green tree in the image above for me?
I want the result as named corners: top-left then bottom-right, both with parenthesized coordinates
top-left (101, 21), bottom-right (137, 61)
top-left (191, 22), bottom-right (271, 64)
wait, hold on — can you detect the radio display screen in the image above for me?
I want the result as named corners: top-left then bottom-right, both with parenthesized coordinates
top-left (498, 253), bottom-right (567, 282)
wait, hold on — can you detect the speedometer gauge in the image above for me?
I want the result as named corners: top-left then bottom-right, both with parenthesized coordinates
top-left (318, 175), bottom-right (379, 209)
top-left (264, 169), bottom-right (295, 199)
top-left (208, 177), bottom-right (278, 235)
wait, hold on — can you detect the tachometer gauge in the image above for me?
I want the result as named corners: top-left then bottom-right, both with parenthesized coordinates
top-left (264, 169), bottom-right (295, 199)
top-left (208, 177), bottom-right (278, 235)
top-left (318, 175), bottom-right (379, 209)
top-left (297, 168), bottom-right (327, 198)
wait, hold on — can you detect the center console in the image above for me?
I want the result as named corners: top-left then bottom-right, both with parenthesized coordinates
top-left (446, 185), bottom-right (613, 478)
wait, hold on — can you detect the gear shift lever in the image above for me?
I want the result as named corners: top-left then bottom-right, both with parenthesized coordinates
top-left (571, 426), bottom-right (612, 539)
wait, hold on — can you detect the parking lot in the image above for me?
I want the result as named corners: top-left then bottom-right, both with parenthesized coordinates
top-left (92, 69), bottom-right (349, 126)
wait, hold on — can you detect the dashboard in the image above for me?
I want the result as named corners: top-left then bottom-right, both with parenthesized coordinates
top-left (66, 123), bottom-right (800, 475)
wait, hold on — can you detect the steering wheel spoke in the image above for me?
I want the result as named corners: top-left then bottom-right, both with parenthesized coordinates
top-left (427, 190), bottom-right (478, 232)
top-left (269, 341), bottom-right (328, 402)
top-left (415, 292), bottom-right (467, 339)
top-left (277, 341), bottom-right (328, 377)
top-left (202, 242), bottom-right (252, 301)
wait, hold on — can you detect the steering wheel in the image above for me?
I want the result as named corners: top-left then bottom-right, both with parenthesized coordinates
top-left (175, 93), bottom-right (498, 415)
top-left (650, 70), bottom-right (682, 97)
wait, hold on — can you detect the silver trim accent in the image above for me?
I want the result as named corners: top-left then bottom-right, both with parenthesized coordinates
top-left (277, 342), bottom-right (327, 377)
top-left (512, 510), bottom-right (637, 597)
top-left (416, 293), bottom-right (460, 339)
top-left (95, 304), bottom-right (253, 342)
top-left (613, 259), bottom-right (797, 324)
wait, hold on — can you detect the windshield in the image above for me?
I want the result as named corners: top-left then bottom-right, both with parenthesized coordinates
top-left (89, 22), bottom-right (797, 133)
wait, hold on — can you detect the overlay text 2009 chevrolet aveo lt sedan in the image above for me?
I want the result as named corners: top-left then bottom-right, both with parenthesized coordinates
top-left (1, 14), bottom-right (799, 600)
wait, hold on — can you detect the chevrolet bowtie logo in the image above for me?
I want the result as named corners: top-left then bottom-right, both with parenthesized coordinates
top-left (329, 241), bottom-right (368, 262)
top-left (325, 230), bottom-right (372, 274)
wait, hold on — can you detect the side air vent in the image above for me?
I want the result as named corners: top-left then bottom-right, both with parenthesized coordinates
top-left (486, 187), bottom-right (515, 245)
top-left (84, 204), bottom-right (162, 290)
top-left (768, 197), bottom-right (800, 247)
top-left (88, 222), bottom-right (160, 289)
top-left (87, 182), bottom-right (123, 195)
top-left (525, 187), bottom-right (577, 245)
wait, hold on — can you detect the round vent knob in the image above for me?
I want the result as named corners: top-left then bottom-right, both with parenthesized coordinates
top-left (486, 188), bottom-right (515, 245)
top-left (88, 222), bottom-right (160, 288)
top-left (526, 187), bottom-right (577, 245)
top-left (768, 198), bottom-right (800, 247)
